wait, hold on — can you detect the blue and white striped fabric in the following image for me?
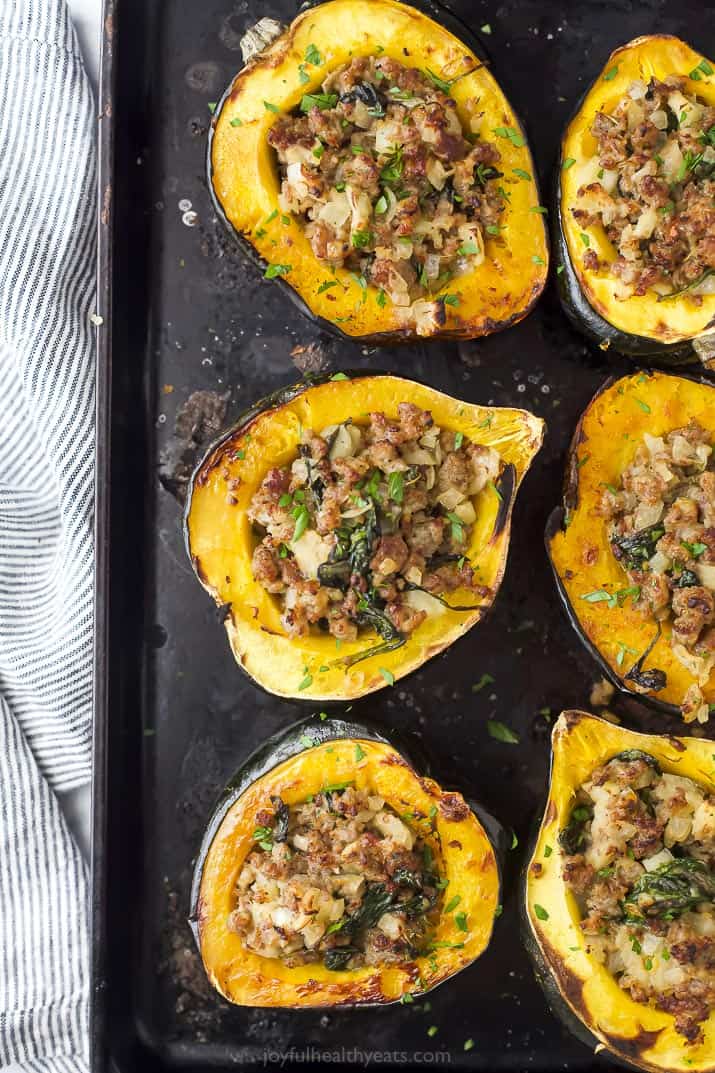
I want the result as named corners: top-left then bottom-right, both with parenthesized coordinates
top-left (0, 0), bottom-right (94, 1068)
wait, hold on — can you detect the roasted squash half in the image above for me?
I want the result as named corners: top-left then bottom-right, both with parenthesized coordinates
top-left (185, 372), bottom-right (544, 701)
top-left (208, 0), bottom-right (548, 342)
top-left (555, 35), bottom-right (715, 367)
top-left (190, 716), bottom-right (504, 1007)
top-left (546, 371), bottom-right (715, 719)
top-left (524, 710), bottom-right (715, 1073)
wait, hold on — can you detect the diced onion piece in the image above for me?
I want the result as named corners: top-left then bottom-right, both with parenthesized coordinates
top-left (643, 848), bottom-right (673, 872)
top-left (404, 588), bottom-right (446, 617)
top-left (633, 206), bottom-right (658, 239)
top-left (644, 433), bottom-right (665, 456)
top-left (695, 563), bottom-right (715, 590)
top-left (628, 79), bottom-right (647, 100)
top-left (651, 108), bottom-right (668, 130)
top-left (453, 500), bottom-right (476, 525)
top-left (660, 139), bottom-right (684, 182)
top-left (633, 501), bottom-right (663, 529)
top-left (426, 157), bottom-right (452, 191)
top-left (436, 487), bottom-right (466, 511)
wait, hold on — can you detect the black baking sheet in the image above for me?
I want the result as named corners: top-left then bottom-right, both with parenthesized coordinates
top-left (92, 1), bottom-right (712, 1070)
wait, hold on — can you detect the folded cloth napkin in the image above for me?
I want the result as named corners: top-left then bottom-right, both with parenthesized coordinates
top-left (0, 0), bottom-right (95, 1068)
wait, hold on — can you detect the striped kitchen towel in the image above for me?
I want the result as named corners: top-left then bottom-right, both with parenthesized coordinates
top-left (0, 0), bottom-right (95, 1068)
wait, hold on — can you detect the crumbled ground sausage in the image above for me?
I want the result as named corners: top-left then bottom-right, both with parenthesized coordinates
top-left (560, 753), bottom-right (715, 1043)
top-left (599, 421), bottom-right (715, 723)
top-left (267, 56), bottom-right (506, 332)
top-left (574, 76), bottom-right (715, 299)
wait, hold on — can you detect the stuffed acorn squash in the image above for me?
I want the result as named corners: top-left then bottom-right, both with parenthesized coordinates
top-left (185, 372), bottom-right (544, 701)
top-left (190, 716), bottom-right (504, 1007)
top-left (556, 35), bottom-right (715, 367)
top-left (525, 710), bottom-right (715, 1073)
top-left (208, 0), bottom-right (548, 341)
top-left (547, 371), bottom-right (715, 725)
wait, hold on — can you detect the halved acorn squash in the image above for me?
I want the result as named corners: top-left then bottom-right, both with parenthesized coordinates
top-left (546, 370), bottom-right (715, 719)
top-left (190, 715), bottom-right (504, 1007)
top-left (184, 372), bottom-right (544, 701)
top-left (556, 35), bottom-right (715, 367)
top-left (524, 710), bottom-right (715, 1073)
top-left (208, 0), bottom-right (548, 342)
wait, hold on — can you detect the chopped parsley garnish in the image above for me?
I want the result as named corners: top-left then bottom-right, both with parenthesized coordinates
top-left (379, 667), bottom-right (395, 685)
top-left (291, 504), bottom-right (310, 542)
top-left (443, 293), bottom-right (460, 307)
top-left (530, 205), bottom-right (548, 214)
top-left (603, 65), bottom-right (619, 81)
top-left (458, 240), bottom-right (479, 256)
top-left (580, 232), bottom-right (590, 247)
top-left (351, 229), bottom-right (373, 249)
top-left (264, 262), bottom-right (291, 279)
top-left (317, 279), bottom-right (339, 293)
top-left (633, 397), bottom-right (651, 414)
top-left (487, 719), bottom-right (519, 744)
top-left (444, 894), bottom-right (461, 913)
top-left (374, 194), bottom-right (388, 214)
top-left (532, 255), bottom-right (545, 265)
top-left (388, 470), bottom-right (405, 504)
top-left (424, 68), bottom-right (454, 93)
top-left (355, 743), bottom-right (366, 761)
top-left (512, 167), bottom-right (532, 181)
top-left (533, 904), bottom-right (549, 921)
top-left (304, 43), bottom-right (322, 66)
top-left (300, 92), bottom-right (338, 112)
top-left (230, 116), bottom-right (243, 127)
top-left (492, 125), bottom-right (525, 148)
top-left (562, 157), bottom-right (576, 170)
top-left (472, 672), bottom-right (494, 692)
top-left (263, 100), bottom-right (279, 113)
top-left (454, 911), bottom-right (469, 932)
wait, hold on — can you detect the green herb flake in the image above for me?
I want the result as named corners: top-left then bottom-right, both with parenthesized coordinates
top-left (577, 453), bottom-right (590, 469)
top-left (355, 743), bottom-right (366, 761)
top-left (300, 92), bottom-right (338, 113)
top-left (317, 279), bottom-right (339, 294)
top-left (424, 68), bottom-right (454, 93)
top-left (532, 255), bottom-right (545, 265)
top-left (562, 157), bottom-right (576, 170)
top-left (304, 43), bottom-right (322, 65)
top-left (512, 167), bottom-right (532, 181)
top-left (298, 64), bottom-right (311, 85)
top-left (487, 719), bottom-right (519, 744)
top-left (556, 264), bottom-right (565, 276)
top-left (530, 205), bottom-right (548, 214)
top-left (443, 293), bottom-right (460, 307)
top-left (264, 262), bottom-right (292, 279)
top-left (472, 672), bottom-right (495, 693)
top-left (486, 224), bottom-right (502, 236)
top-left (480, 22), bottom-right (492, 33)
top-left (388, 470), bottom-right (405, 504)
top-left (263, 100), bottom-right (279, 113)
top-left (330, 371), bottom-right (349, 381)
top-left (298, 732), bottom-right (315, 747)
top-left (379, 667), bottom-right (395, 686)
top-left (427, 1026), bottom-right (438, 1038)
top-left (445, 894), bottom-right (461, 913)
top-left (580, 232), bottom-right (590, 248)
top-left (454, 911), bottom-right (469, 932)
top-left (603, 65), bottom-right (619, 81)
top-left (533, 904), bottom-right (549, 921)
top-left (634, 397), bottom-right (651, 414)
top-left (464, 1038), bottom-right (475, 1051)
top-left (376, 289), bottom-right (387, 308)
top-left (230, 116), bottom-right (243, 127)
top-left (511, 831), bottom-right (519, 850)
top-left (374, 194), bottom-right (388, 215)
top-left (544, 845), bottom-right (553, 858)
top-left (454, 431), bottom-right (464, 450)
top-left (458, 240), bottom-right (480, 256)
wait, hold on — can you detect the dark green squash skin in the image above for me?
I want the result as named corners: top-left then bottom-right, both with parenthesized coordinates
top-left (544, 371), bottom-right (715, 719)
top-left (206, 0), bottom-right (543, 345)
top-left (182, 370), bottom-right (519, 704)
top-left (188, 714), bottom-right (507, 1007)
top-left (553, 101), bottom-right (713, 368)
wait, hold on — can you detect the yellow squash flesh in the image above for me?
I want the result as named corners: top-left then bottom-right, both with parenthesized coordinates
top-left (549, 371), bottom-right (715, 714)
top-left (560, 35), bottom-right (715, 352)
top-left (186, 374), bottom-right (544, 700)
top-left (209, 0), bottom-right (548, 340)
top-left (526, 710), bottom-right (715, 1073)
top-left (196, 736), bottom-right (500, 1007)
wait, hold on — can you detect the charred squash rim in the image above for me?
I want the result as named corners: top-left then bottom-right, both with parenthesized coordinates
top-left (207, 0), bottom-right (549, 343)
top-left (546, 370), bottom-right (715, 717)
top-left (190, 715), bottom-right (505, 1008)
top-left (524, 710), bottom-right (715, 1073)
top-left (555, 34), bottom-right (715, 366)
top-left (184, 371), bottom-right (544, 702)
